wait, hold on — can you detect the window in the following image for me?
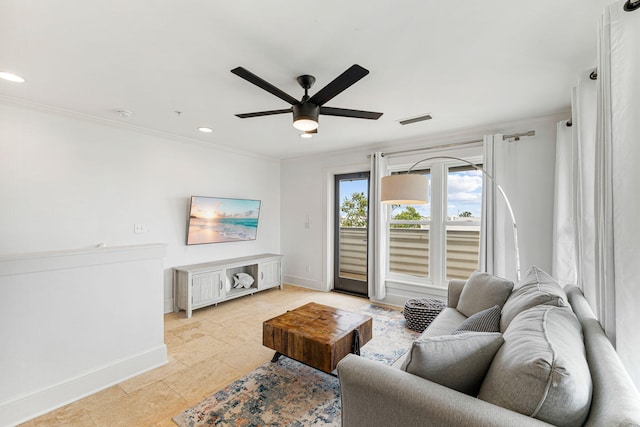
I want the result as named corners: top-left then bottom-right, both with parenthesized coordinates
top-left (445, 165), bottom-right (482, 280)
top-left (388, 169), bottom-right (431, 278)
top-left (386, 159), bottom-right (482, 287)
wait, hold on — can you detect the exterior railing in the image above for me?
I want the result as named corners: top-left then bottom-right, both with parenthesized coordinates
top-left (339, 227), bottom-right (480, 282)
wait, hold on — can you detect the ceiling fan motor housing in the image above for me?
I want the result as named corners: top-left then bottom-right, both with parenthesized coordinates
top-left (292, 103), bottom-right (319, 130)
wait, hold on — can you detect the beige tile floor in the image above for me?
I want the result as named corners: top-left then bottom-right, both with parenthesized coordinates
top-left (21, 284), bottom-right (370, 426)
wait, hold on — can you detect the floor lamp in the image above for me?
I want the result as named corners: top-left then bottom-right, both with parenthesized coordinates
top-left (380, 156), bottom-right (521, 281)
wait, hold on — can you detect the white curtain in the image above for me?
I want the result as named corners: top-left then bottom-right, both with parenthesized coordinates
top-left (480, 134), bottom-right (517, 281)
top-left (553, 69), bottom-right (600, 309)
top-left (552, 71), bottom-right (600, 309)
top-left (605, 2), bottom-right (640, 388)
top-left (593, 6), bottom-right (616, 344)
top-left (368, 152), bottom-right (388, 300)
top-left (554, 44), bottom-right (616, 346)
top-left (479, 136), bottom-right (495, 275)
top-left (573, 72), bottom-right (599, 309)
top-left (554, 1), bottom-right (640, 388)
top-left (552, 120), bottom-right (577, 286)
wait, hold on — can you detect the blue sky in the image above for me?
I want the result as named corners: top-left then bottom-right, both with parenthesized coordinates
top-left (339, 179), bottom-right (368, 201)
top-left (190, 196), bottom-right (261, 219)
top-left (446, 170), bottom-right (482, 217)
top-left (338, 170), bottom-right (482, 218)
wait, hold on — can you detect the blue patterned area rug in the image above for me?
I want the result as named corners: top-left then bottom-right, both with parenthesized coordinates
top-left (172, 304), bottom-right (420, 427)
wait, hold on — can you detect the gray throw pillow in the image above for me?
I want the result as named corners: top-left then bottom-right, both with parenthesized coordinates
top-left (500, 266), bottom-right (568, 331)
top-left (456, 271), bottom-right (514, 317)
top-left (478, 306), bottom-right (592, 427)
top-left (401, 332), bottom-right (504, 396)
top-left (452, 305), bottom-right (501, 335)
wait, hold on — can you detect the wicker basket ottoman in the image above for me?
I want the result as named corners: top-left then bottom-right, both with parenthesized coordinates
top-left (403, 298), bottom-right (446, 332)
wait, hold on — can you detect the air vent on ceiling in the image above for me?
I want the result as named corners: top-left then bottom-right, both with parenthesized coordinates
top-left (398, 113), bottom-right (432, 126)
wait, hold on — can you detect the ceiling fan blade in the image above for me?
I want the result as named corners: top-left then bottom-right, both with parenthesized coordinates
top-left (320, 106), bottom-right (383, 120)
top-left (231, 67), bottom-right (299, 105)
top-left (235, 108), bottom-right (292, 119)
top-left (308, 64), bottom-right (370, 106)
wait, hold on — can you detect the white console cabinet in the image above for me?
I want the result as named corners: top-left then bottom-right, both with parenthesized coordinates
top-left (174, 253), bottom-right (283, 318)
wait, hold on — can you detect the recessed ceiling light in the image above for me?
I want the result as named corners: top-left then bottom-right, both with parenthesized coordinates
top-left (198, 127), bottom-right (213, 133)
top-left (115, 109), bottom-right (133, 118)
top-left (0, 71), bottom-right (26, 83)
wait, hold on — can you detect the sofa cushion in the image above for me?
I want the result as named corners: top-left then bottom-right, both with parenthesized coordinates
top-left (452, 305), bottom-right (501, 335)
top-left (401, 332), bottom-right (504, 396)
top-left (419, 307), bottom-right (468, 338)
top-left (500, 266), bottom-right (568, 331)
top-left (393, 307), bottom-right (468, 369)
top-left (478, 305), bottom-right (592, 427)
top-left (457, 271), bottom-right (514, 317)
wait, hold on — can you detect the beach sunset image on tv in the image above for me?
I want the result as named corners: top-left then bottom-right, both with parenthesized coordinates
top-left (187, 196), bottom-right (261, 245)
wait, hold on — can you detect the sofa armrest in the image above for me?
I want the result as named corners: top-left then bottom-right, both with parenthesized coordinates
top-left (337, 355), bottom-right (551, 427)
top-left (447, 279), bottom-right (466, 308)
top-left (565, 285), bottom-right (640, 425)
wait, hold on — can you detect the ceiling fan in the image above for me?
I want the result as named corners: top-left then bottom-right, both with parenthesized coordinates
top-left (231, 64), bottom-right (383, 135)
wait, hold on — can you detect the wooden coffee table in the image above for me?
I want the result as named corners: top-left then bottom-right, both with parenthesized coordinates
top-left (263, 302), bottom-right (373, 374)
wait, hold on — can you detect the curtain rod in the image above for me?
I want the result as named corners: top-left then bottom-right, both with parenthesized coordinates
top-left (503, 130), bottom-right (535, 141)
top-left (376, 130), bottom-right (535, 158)
top-left (378, 139), bottom-right (483, 158)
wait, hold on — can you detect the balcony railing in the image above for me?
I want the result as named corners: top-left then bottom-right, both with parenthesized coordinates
top-left (339, 227), bottom-right (480, 282)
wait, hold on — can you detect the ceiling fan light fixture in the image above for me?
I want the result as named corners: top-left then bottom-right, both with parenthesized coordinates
top-left (292, 103), bottom-right (319, 131)
top-left (300, 132), bottom-right (313, 139)
top-left (293, 118), bottom-right (318, 131)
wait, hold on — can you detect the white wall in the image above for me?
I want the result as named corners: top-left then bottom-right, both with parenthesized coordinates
top-left (281, 115), bottom-right (561, 304)
top-left (0, 244), bottom-right (166, 425)
top-left (280, 150), bottom-right (368, 291)
top-left (0, 101), bottom-right (281, 312)
top-left (489, 122), bottom-right (559, 283)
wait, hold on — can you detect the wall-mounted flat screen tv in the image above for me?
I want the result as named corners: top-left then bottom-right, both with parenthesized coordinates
top-left (186, 196), bottom-right (261, 245)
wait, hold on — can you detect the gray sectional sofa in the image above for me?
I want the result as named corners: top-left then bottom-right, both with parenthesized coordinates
top-left (337, 267), bottom-right (640, 426)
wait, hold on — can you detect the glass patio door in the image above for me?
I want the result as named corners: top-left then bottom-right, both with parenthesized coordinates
top-left (334, 172), bottom-right (369, 296)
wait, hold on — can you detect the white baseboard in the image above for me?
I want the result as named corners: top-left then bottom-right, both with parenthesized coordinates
top-left (1, 345), bottom-right (168, 427)
top-left (372, 284), bottom-right (448, 308)
top-left (282, 274), bottom-right (326, 291)
top-left (369, 294), bottom-right (404, 308)
top-left (164, 298), bottom-right (174, 314)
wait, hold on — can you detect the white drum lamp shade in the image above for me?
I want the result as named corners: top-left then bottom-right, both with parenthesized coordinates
top-left (381, 174), bottom-right (429, 205)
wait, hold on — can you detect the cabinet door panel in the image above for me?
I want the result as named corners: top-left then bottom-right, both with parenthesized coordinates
top-left (192, 271), bottom-right (223, 305)
top-left (259, 260), bottom-right (281, 289)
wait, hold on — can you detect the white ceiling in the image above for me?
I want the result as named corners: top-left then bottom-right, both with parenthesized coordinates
top-left (0, 1), bottom-right (608, 159)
